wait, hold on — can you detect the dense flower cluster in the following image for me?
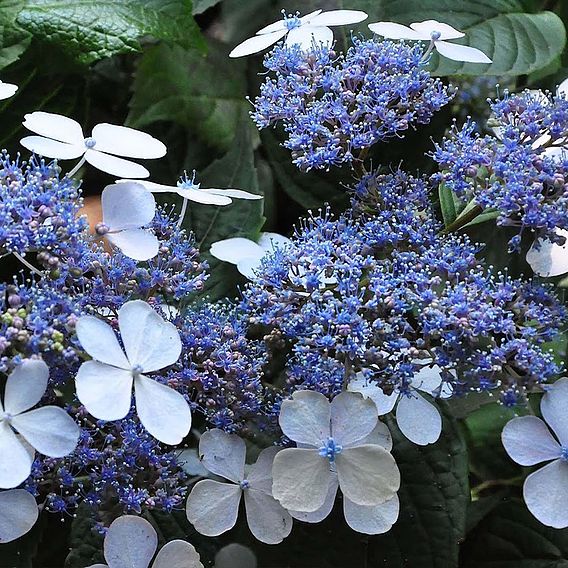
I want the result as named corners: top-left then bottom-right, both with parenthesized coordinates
top-left (241, 171), bottom-right (564, 406)
top-left (252, 39), bottom-right (454, 171)
top-left (433, 90), bottom-right (568, 249)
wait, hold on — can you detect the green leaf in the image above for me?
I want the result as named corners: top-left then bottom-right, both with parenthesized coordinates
top-left (128, 40), bottom-right (250, 153)
top-left (192, 0), bottom-right (222, 14)
top-left (183, 117), bottom-right (264, 301)
top-left (461, 499), bottom-right (568, 567)
top-left (0, 1), bottom-right (30, 70)
top-left (64, 504), bottom-right (104, 568)
top-left (439, 182), bottom-right (465, 227)
top-left (16, 0), bottom-right (205, 65)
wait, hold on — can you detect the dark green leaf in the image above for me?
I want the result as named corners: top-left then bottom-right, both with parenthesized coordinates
top-left (16, 0), bottom-right (204, 65)
top-left (64, 505), bottom-right (104, 568)
top-left (192, 0), bottom-right (222, 14)
top-left (439, 182), bottom-right (465, 227)
top-left (0, 1), bottom-right (30, 70)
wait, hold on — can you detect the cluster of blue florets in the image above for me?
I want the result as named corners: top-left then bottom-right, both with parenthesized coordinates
top-left (240, 170), bottom-right (564, 405)
top-left (433, 90), bottom-right (568, 250)
top-left (252, 38), bottom-right (454, 171)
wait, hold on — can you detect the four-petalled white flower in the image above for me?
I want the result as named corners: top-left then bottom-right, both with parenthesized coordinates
top-left (75, 300), bottom-right (191, 445)
top-left (368, 19), bottom-right (492, 63)
top-left (186, 429), bottom-right (292, 544)
top-left (229, 9), bottom-right (368, 58)
top-left (0, 81), bottom-right (18, 101)
top-left (95, 182), bottom-right (159, 262)
top-left (0, 359), bottom-right (80, 489)
top-left (210, 232), bottom-right (291, 279)
top-left (20, 111), bottom-right (166, 178)
top-left (348, 365), bottom-right (450, 446)
top-left (502, 378), bottom-right (568, 528)
top-left (0, 489), bottom-right (38, 543)
top-left (271, 390), bottom-right (400, 513)
top-left (86, 515), bottom-right (203, 568)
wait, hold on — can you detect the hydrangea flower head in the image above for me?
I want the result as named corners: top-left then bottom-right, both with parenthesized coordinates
top-left (20, 112), bottom-right (166, 178)
top-left (271, 390), bottom-right (400, 512)
top-left (86, 515), bottom-right (203, 568)
top-left (0, 359), bottom-right (79, 488)
top-left (186, 429), bottom-right (292, 544)
top-left (502, 378), bottom-right (568, 528)
top-left (229, 9), bottom-right (368, 57)
top-left (369, 19), bottom-right (492, 63)
top-left (0, 489), bottom-right (38, 543)
top-left (75, 300), bottom-right (191, 445)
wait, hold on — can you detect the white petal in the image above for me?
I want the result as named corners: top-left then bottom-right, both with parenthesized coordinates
top-left (229, 29), bottom-right (288, 58)
top-left (204, 188), bottom-right (262, 200)
top-left (285, 26), bottom-right (333, 50)
top-left (278, 390), bottom-right (331, 446)
top-left (214, 544), bottom-right (257, 568)
top-left (435, 41), bottom-right (492, 63)
top-left (75, 361), bottom-right (133, 421)
top-left (258, 232), bottom-right (292, 252)
top-left (20, 136), bottom-right (84, 160)
top-left (396, 392), bottom-right (441, 445)
top-left (347, 376), bottom-right (398, 415)
top-left (11, 407), bottom-right (79, 458)
top-left (210, 238), bottom-right (264, 265)
top-left (246, 446), bottom-right (279, 493)
top-left (330, 391), bottom-right (378, 447)
top-left (0, 82), bottom-right (18, 100)
top-left (310, 10), bottom-right (368, 26)
top-left (153, 540), bottom-right (203, 568)
top-left (502, 416), bottom-right (561, 466)
top-left (527, 231), bottom-right (568, 277)
top-left (368, 22), bottom-right (421, 40)
top-left (177, 189), bottom-right (232, 206)
top-left (542, 145), bottom-right (568, 162)
top-left (104, 515), bottom-right (157, 568)
top-left (178, 449), bottom-right (209, 477)
top-left (335, 445), bottom-right (400, 506)
top-left (22, 111), bottom-right (84, 144)
top-left (4, 360), bottom-right (49, 415)
top-left (236, 257), bottom-right (263, 280)
top-left (272, 448), bottom-right (332, 512)
top-left (558, 77), bottom-right (568, 98)
top-left (255, 19), bottom-right (287, 35)
top-left (289, 474), bottom-right (338, 523)
top-left (85, 150), bottom-right (150, 178)
top-left (199, 429), bottom-right (246, 483)
top-left (135, 375), bottom-right (191, 445)
top-left (343, 494), bottom-right (399, 535)
top-left (101, 182), bottom-right (156, 231)
top-left (410, 20), bottom-right (465, 40)
top-left (0, 490), bottom-right (38, 544)
top-left (91, 123), bottom-right (166, 159)
top-left (411, 365), bottom-right (442, 394)
top-left (357, 422), bottom-right (393, 451)
top-left (523, 460), bottom-right (568, 529)
top-left (106, 229), bottom-right (159, 261)
top-left (186, 479), bottom-right (241, 536)
top-left (541, 378), bottom-right (568, 446)
top-left (118, 300), bottom-right (182, 372)
top-left (0, 423), bottom-right (34, 489)
top-left (244, 489), bottom-right (293, 544)
top-left (76, 316), bottom-right (129, 369)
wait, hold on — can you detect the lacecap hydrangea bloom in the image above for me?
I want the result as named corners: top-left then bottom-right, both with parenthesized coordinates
top-left (251, 39), bottom-right (454, 171)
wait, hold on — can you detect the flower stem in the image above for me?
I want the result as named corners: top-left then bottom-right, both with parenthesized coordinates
top-left (67, 156), bottom-right (86, 178)
top-left (441, 204), bottom-right (484, 235)
top-left (12, 252), bottom-right (43, 277)
top-left (177, 197), bottom-right (189, 229)
top-left (420, 40), bottom-right (436, 64)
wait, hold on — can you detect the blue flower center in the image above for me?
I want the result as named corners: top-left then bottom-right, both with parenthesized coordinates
top-left (131, 364), bottom-right (144, 376)
top-left (177, 171), bottom-right (200, 191)
top-left (84, 137), bottom-right (96, 149)
top-left (239, 479), bottom-right (250, 489)
top-left (0, 411), bottom-right (13, 423)
top-left (283, 11), bottom-right (302, 30)
top-left (319, 437), bottom-right (342, 462)
top-left (561, 446), bottom-right (568, 462)
top-left (430, 30), bottom-right (441, 41)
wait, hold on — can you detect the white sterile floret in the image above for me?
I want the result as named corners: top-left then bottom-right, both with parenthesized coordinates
top-left (210, 233), bottom-right (292, 279)
top-left (0, 359), bottom-right (79, 489)
top-left (120, 174), bottom-right (263, 207)
top-left (271, 390), bottom-right (400, 514)
top-left (368, 19), bottom-right (492, 63)
top-left (86, 515), bottom-right (203, 568)
top-left (20, 111), bottom-right (166, 178)
top-left (186, 429), bottom-right (293, 544)
top-left (95, 182), bottom-right (159, 261)
top-left (348, 366), bottom-right (449, 446)
top-left (289, 421), bottom-right (400, 534)
top-left (75, 300), bottom-right (191, 445)
top-left (0, 489), bottom-right (38, 543)
top-left (526, 229), bottom-right (568, 277)
top-left (229, 9), bottom-right (368, 58)
top-left (0, 81), bottom-right (18, 100)
top-left (502, 378), bottom-right (568, 528)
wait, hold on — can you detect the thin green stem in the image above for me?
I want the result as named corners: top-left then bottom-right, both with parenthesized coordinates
top-left (67, 155), bottom-right (86, 178)
top-left (441, 204), bottom-right (484, 235)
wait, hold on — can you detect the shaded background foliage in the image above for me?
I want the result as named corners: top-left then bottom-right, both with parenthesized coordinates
top-left (0, 0), bottom-right (568, 566)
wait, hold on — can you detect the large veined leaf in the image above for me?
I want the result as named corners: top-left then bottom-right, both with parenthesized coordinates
top-left (0, 1), bottom-right (30, 70)
top-left (15, 0), bottom-right (205, 65)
